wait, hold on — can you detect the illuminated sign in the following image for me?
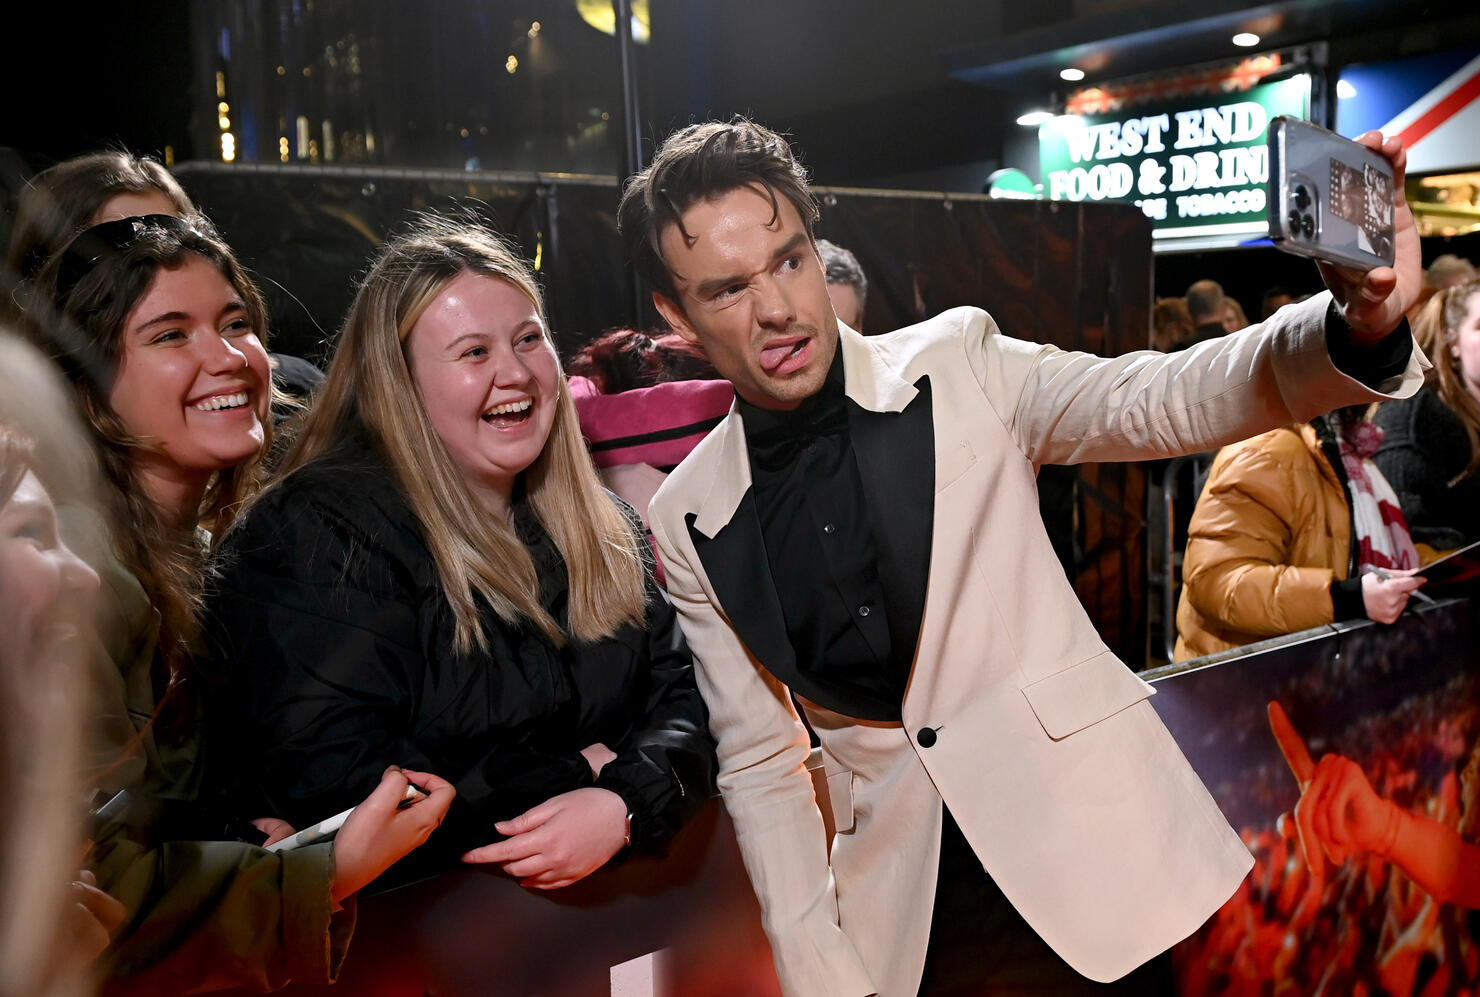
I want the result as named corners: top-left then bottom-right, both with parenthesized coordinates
top-left (1038, 76), bottom-right (1311, 240)
top-left (986, 168), bottom-right (1037, 199)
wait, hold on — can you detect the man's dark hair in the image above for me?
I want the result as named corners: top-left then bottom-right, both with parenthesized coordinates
top-left (618, 117), bottom-right (819, 305)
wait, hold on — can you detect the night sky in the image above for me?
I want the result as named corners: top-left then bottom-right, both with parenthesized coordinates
top-left (6, 1), bottom-right (195, 165)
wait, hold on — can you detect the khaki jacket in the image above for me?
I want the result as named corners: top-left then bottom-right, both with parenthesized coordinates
top-left (64, 506), bottom-right (352, 995)
top-left (650, 293), bottom-right (1424, 996)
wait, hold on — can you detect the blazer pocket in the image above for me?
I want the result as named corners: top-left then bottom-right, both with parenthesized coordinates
top-left (1020, 652), bottom-right (1156, 741)
top-left (824, 769), bottom-right (856, 834)
top-left (935, 438), bottom-right (978, 491)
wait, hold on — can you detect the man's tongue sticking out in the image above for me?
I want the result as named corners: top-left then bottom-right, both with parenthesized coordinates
top-left (760, 338), bottom-right (804, 373)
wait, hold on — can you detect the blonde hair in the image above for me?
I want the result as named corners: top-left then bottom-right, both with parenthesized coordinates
top-left (1413, 279), bottom-right (1480, 482)
top-left (277, 216), bottom-right (647, 651)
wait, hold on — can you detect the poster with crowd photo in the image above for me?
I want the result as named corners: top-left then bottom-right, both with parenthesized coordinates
top-left (1148, 598), bottom-right (1480, 996)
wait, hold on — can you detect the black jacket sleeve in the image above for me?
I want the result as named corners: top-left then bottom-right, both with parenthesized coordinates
top-left (593, 577), bottom-right (716, 851)
top-left (584, 497), bottom-right (715, 851)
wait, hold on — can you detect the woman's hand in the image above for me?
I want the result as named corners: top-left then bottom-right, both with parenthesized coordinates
top-left (461, 787), bottom-right (628, 890)
top-left (1361, 569), bottom-right (1424, 623)
top-left (330, 766), bottom-right (455, 903)
top-left (68, 869), bottom-right (126, 961)
top-left (250, 817), bottom-right (296, 846)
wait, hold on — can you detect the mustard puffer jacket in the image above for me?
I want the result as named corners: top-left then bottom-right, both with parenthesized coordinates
top-left (1174, 423), bottom-right (1352, 661)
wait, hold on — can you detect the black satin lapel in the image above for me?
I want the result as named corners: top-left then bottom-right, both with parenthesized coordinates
top-left (687, 495), bottom-right (798, 682)
top-left (849, 376), bottom-right (935, 667)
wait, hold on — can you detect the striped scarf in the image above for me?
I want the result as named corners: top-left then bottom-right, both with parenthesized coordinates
top-left (1336, 419), bottom-right (1419, 571)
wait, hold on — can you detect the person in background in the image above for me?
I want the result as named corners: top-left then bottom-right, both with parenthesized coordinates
top-left (1221, 295), bottom-right (1249, 334)
top-left (5, 150), bottom-right (324, 416)
top-left (1151, 296), bottom-right (1193, 352)
top-left (0, 334), bottom-right (117, 997)
top-left (208, 217), bottom-right (714, 891)
top-left (1260, 285), bottom-right (1294, 322)
top-left (1373, 278), bottom-right (1480, 554)
top-left (565, 327), bottom-right (719, 393)
top-left (1406, 254), bottom-right (1477, 325)
top-left (1173, 278), bottom-right (1228, 350)
top-left (817, 238), bottom-right (868, 331)
top-left (1427, 254), bottom-right (1476, 292)
top-left (566, 329), bottom-right (732, 564)
top-left (1175, 405), bottom-right (1425, 661)
top-left (26, 212), bottom-right (454, 996)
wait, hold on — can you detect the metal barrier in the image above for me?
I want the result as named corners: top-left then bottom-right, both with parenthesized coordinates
top-left (215, 752), bottom-right (841, 997)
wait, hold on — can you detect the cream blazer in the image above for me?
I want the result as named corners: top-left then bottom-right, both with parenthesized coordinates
top-left (649, 292), bottom-right (1423, 996)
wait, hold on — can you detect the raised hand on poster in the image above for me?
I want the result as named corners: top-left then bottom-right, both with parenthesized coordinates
top-left (1269, 701), bottom-right (1332, 878)
top-left (1270, 701), bottom-right (1400, 874)
top-left (1268, 700), bottom-right (1480, 907)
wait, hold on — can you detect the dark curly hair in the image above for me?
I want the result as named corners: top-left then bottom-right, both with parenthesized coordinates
top-left (565, 328), bottom-right (718, 393)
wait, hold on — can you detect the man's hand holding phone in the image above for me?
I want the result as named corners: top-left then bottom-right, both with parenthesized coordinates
top-left (1317, 132), bottom-right (1422, 344)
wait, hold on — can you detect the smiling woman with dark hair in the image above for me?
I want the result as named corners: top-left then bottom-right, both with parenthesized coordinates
top-left (24, 214), bottom-right (454, 995)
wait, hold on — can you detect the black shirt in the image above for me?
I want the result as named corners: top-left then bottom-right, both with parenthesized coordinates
top-left (739, 355), bottom-right (911, 720)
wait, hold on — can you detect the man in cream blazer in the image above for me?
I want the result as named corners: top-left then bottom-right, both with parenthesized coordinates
top-left (620, 119), bottom-right (1424, 996)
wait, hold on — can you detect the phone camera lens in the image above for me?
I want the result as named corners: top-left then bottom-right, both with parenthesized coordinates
top-left (1288, 210), bottom-right (1305, 236)
top-left (1300, 213), bottom-right (1315, 238)
top-left (1294, 185), bottom-right (1311, 210)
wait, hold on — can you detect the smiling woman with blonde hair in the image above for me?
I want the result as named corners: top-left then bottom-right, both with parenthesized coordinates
top-left (210, 215), bottom-right (714, 889)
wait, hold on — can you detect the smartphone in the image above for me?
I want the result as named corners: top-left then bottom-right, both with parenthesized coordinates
top-left (1267, 116), bottom-right (1396, 271)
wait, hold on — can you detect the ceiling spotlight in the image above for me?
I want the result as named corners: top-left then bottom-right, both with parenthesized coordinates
top-left (577, 0), bottom-right (650, 44)
top-left (1060, 67), bottom-right (1085, 82)
top-left (1232, 32), bottom-right (1260, 47)
top-left (1016, 110), bottom-right (1054, 127)
top-left (1336, 79), bottom-right (1357, 99)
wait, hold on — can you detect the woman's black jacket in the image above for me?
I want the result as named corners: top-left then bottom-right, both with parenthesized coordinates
top-left (205, 436), bottom-right (715, 863)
